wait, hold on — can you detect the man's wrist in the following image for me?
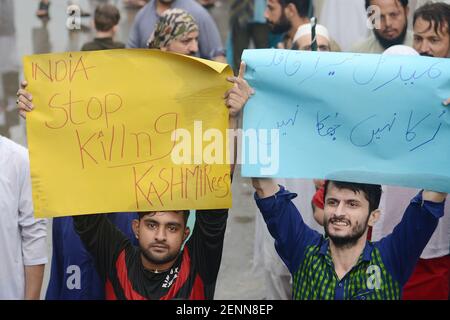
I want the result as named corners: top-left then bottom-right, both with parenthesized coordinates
top-left (422, 190), bottom-right (447, 203)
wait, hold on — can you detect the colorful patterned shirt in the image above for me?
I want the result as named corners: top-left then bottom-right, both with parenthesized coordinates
top-left (255, 186), bottom-right (445, 300)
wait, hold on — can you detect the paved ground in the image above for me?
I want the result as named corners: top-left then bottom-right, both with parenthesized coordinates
top-left (0, 0), bottom-right (265, 300)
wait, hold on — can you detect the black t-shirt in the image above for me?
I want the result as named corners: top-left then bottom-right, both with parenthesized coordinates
top-left (73, 209), bottom-right (228, 300)
top-left (81, 37), bottom-right (125, 51)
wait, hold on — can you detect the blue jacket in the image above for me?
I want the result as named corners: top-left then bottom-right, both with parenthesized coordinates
top-left (255, 186), bottom-right (445, 299)
top-left (45, 213), bottom-right (138, 300)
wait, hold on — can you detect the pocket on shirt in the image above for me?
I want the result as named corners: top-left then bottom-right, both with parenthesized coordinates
top-left (351, 289), bottom-right (376, 300)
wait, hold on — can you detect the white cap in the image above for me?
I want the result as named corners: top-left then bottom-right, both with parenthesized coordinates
top-left (293, 23), bottom-right (330, 43)
top-left (383, 45), bottom-right (419, 56)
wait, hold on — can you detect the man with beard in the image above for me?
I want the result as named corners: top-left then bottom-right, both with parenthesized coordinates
top-left (413, 1), bottom-right (450, 57)
top-left (264, 0), bottom-right (311, 49)
top-left (352, 0), bottom-right (414, 53)
top-left (372, 3), bottom-right (450, 300)
top-left (264, 0), bottom-right (341, 51)
top-left (251, 178), bottom-right (447, 299)
top-left (127, 0), bottom-right (225, 62)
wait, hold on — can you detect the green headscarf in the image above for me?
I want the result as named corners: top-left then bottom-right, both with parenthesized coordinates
top-left (147, 8), bottom-right (199, 49)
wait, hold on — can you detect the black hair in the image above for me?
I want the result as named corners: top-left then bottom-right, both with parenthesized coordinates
top-left (94, 4), bottom-right (120, 32)
top-left (365, 0), bottom-right (408, 10)
top-left (138, 210), bottom-right (190, 227)
top-left (323, 180), bottom-right (382, 214)
top-left (413, 2), bottom-right (450, 36)
top-left (280, 0), bottom-right (311, 18)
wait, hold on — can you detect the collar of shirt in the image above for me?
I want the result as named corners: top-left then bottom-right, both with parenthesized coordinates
top-left (318, 237), bottom-right (374, 265)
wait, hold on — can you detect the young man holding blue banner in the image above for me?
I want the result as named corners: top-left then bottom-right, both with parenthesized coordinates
top-left (251, 177), bottom-right (447, 299)
top-left (352, 0), bottom-right (413, 53)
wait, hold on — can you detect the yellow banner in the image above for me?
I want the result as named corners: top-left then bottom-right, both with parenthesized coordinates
top-left (23, 49), bottom-right (233, 218)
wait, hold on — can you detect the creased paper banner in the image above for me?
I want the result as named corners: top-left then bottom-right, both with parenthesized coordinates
top-left (241, 49), bottom-right (450, 193)
top-left (23, 49), bottom-right (233, 218)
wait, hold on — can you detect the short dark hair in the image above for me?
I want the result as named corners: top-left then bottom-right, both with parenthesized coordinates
top-left (413, 2), bottom-right (450, 36)
top-left (324, 180), bottom-right (382, 214)
top-left (94, 4), bottom-right (120, 32)
top-left (365, 0), bottom-right (408, 10)
top-left (138, 210), bottom-right (190, 227)
top-left (280, 0), bottom-right (311, 18)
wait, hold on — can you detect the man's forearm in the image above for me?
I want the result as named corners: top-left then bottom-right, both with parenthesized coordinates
top-left (423, 191), bottom-right (447, 203)
top-left (24, 264), bottom-right (45, 300)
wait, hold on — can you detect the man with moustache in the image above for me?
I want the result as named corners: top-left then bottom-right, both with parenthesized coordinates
top-left (251, 177), bottom-right (447, 299)
top-left (413, 1), bottom-right (450, 57)
top-left (127, 0), bottom-right (225, 62)
top-left (372, 2), bottom-right (450, 300)
top-left (264, 0), bottom-right (341, 51)
top-left (264, 0), bottom-right (311, 49)
top-left (352, 0), bottom-right (414, 53)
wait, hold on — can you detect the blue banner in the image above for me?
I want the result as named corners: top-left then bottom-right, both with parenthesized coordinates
top-left (241, 49), bottom-right (450, 193)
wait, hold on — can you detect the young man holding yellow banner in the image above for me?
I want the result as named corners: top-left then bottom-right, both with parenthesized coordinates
top-left (17, 8), bottom-right (252, 300)
top-left (44, 3), bottom-right (138, 301)
top-left (70, 66), bottom-right (249, 299)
